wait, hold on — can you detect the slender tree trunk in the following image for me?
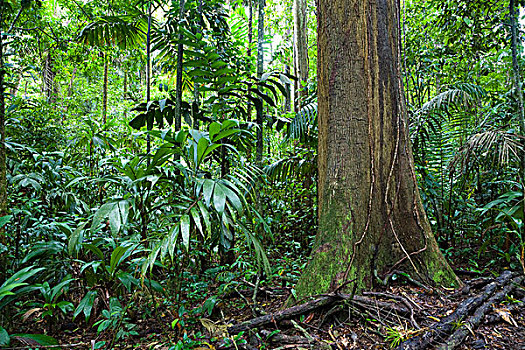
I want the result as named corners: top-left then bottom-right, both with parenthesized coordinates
top-left (123, 69), bottom-right (127, 99)
top-left (295, 0), bottom-right (460, 298)
top-left (256, 0), bottom-right (265, 164)
top-left (193, 0), bottom-right (203, 130)
top-left (102, 53), bottom-right (108, 124)
top-left (248, 0), bottom-right (253, 59)
top-left (0, 8), bottom-right (7, 224)
top-left (175, 0), bottom-right (185, 132)
top-left (284, 28), bottom-right (292, 113)
top-left (43, 54), bottom-right (57, 103)
top-left (146, 1), bottom-right (152, 159)
top-left (68, 68), bottom-right (77, 97)
top-left (293, 0), bottom-right (308, 111)
top-left (123, 68), bottom-right (127, 118)
top-left (510, 0), bottom-right (525, 244)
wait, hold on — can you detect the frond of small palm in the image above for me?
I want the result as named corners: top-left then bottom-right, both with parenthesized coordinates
top-left (284, 96), bottom-right (317, 143)
top-left (265, 151), bottom-right (316, 183)
top-left (411, 83), bottom-right (485, 160)
top-left (417, 83), bottom-right (485, 116)
top-left (78, 13), bottom-right (148, 49)
top-left (411, 83), bottom-right (484, 133)
top-left (450, 130), bottom-right (523, 173)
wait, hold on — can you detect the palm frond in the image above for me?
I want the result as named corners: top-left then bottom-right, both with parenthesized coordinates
top-left (265, 151), bottom-right (316, 183)
top-left (284, 97), bottom-right (317, 142)
top-left (78, 13), bottom-right (148, 49)
top-left (417, 83), bottom-right (485, 116)
top-left (450, 130), bottom-right (523, 177)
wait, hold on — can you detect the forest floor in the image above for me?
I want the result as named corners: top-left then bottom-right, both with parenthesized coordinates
top-left (6, 264), bottom-right (525, 350)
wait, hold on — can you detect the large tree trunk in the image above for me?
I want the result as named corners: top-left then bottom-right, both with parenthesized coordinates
top-left (293, 0), bottom-right (308, 110)
top-left (295, 0), bottom-right (460, 298)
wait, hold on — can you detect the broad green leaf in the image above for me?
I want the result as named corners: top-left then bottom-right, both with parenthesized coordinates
top-left (167, 224), bottom-right (180, 259)
top-left (82, 243), bottom-right (104, 260)
top-left (11, 334), bottom-right (58, 346)
top-left (118, 200), bottom-right (129, 229)
top-left (201, 144), bottom-right (222, 161)
top-left (196, 137), bottom-right (210, 166)
top-left (211, 60), bottom-right (227, 69)
top-left (143, 244), bottom-right (161, 275)
top-left (68, 222), bottom-right (87, 257)
top-left (209, 122), bottom-right (221, 140)
top-left (1, 266), bottom-right (44, 292)
top-left (181, 214), bottom-right (190, 251)
top-left (109, 245), bottom-right (131, 275)
top-left (159, 98), bottom-right (167, 112)
top-left (108, 205), bottom-right (121, 236)
top-left (212, 128), bottom-right (242, 142)
top-left (73, 290), bottom-right (97, 322)
top-left (213, 184), bottom-right (226, 213)
top-left (0, 283), bottom-right (27, 299)
top-left (190, 206), bottom-right (203, 236)
top-left (0, 326), bottom-right (9, 346)
top-left (0, 215), bottom-right (12, 229)
top-left (197, 201), bottom-right (211, 237)
top-left (203, 179), bottom-right (215, 206)
top-left (49, 278), bottom-right (74, 302)
top-left (91, 202), bottom-right (118, 233)
top-left (221, 185), bottom-right (243, 211)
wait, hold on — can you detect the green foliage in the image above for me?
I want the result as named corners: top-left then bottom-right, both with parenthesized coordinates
top-left (0, 266), bottom-right (44, 310)
top-left (3, 0), bottom-right (525, 347)
top-left (93, 297), bottom-right (137, 341)
top-left (79, 13), bottom-right (148, 50)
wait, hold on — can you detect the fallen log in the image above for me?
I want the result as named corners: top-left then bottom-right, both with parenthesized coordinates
top-left (227, 293), bottom-right (411, 335)
top-left (396, 270), bottom-right (514, 350)
top-left (438, 275), bottom-right (524, 350)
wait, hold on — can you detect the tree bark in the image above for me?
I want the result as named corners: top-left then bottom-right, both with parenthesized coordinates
top-left (293, 0), bottom-right (308, 110)
top-left (245, 0), bottom-right (253, 151)
top-left (295, 0), bottom-right (460, 298)
top-left (146, 1), bottom-right (152, 159)
top-left (284, 28), bottom-right (292, 113)
top-left (0, 7), bottom-right (6, 223)
top-left (510, 0), bottom-right (525, 264)
top-left (256, 0), bottom-right (264, 164)
top-left (102, 53), bottom-right (108, 124)
top-left (175, 0), bottom-right (185, 133)
top-left (123, 68), bottom-right (127, 118)
top-left (248, 0), bottom-right (253, 59)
